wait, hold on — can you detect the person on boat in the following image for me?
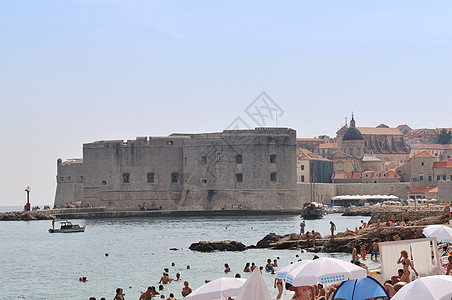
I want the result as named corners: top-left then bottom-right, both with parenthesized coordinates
top-left (243, 262), bottom-right (251, 272)
top-left (274, 277), bottom-right (284, 299)
top-left (330, 221), bottom-right (336, 238)
top-left (397, 250), bottom-right (419, 282)
top-left (181, 281), bottom-right (192, 298)
top-left (224, 263), bottom-right (231, 273)
top-left (300, 221), bottom-right (306, 235)
top-left (113, 288), bottom-right (125, 300)
top-left (139, 287), bottom-right (153, 300)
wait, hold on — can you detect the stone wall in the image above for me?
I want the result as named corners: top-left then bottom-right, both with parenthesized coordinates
top-left (54, 159), bottom-right (84, 206)
top-left (55, 128), bottom-right (298, 210)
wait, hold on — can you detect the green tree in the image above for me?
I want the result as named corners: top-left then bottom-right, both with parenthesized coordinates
top-left (438, 128), bottom-right (452, 144)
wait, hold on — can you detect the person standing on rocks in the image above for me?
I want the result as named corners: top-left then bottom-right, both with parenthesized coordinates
top-left (311, 230), bottom-right (316, 249)
top-left (330, 221), bottom-right (336, 238)
top-left (300, 221), bottom-right (305, 235)
top-left (403, 210), bottom-right (410, 224)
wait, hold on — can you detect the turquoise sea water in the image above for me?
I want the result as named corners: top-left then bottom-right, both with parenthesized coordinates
top-left (0, 213), bottom-right (374, 299)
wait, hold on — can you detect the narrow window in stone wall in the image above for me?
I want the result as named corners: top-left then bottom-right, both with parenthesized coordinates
top-left (419, 175), bottom-right (424, 181)
top-left (122, 173), bottom-right (130, 183)
top-left (443, 175), bottom-right (446, 181)
top-left (236, 173), bottom-right (243, 182)
top-left (301, 175), bottom-right (305, 182)
top-left (167, 140), bottom-right (174, 145)
top-left (147, 172), bottom-right (155, 183)
top-left (68, 176), bottom-right (71, 181)
top-left (428, 176), bottom-right (432, 181)
top-left (185, 157), bottom-right (187, 166)
top-left (236, 154), bottom-right (242, 164)
top-left (450, 175), bottom-right (452, 181)
top-left (270, 155), bottom-right (277, 163)
top-left (270, 172), bottom-right (277, 182)
top-left (60, 177), bottom-right (64, 181)
top-left (171, 172), bottom-right (179, 183)
top-left (437, 175), bottom-right (441, 181)
top-left (201, 179), bottom-right (207, 183)
top-left (301, 165), bottom-right (304, 170)
top-left (201, 156), bottom-right (207, 164)
top-left (101, 180), bottom-right (107, 185)
top-left (81, 176), bottom-right (83, 181)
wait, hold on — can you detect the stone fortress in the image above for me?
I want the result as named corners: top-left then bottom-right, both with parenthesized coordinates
top-left (55, 128), bottom-right (298, 210)
top-left (55, 120), bottom-right (452, 210)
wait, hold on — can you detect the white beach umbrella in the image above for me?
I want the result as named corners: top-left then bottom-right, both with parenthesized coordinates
top-left (236, 268), bottom-right (272, 300)
top-left (276, 260), bottom-right (310, 279)
top-left (286, 257), bottom-right (367, 287)
top-left (183, 277), bottom-right (246, 300)
top-left (391, 275), bottom-right (452, 300)
top-left (423, 224), bottom-right (452, 242)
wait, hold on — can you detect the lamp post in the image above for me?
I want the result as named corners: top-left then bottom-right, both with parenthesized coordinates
top-left (24, 186), bottom-right (31, 211)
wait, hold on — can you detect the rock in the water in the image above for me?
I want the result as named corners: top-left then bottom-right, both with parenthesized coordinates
top-left (189, 240), bottom-right (246, 252)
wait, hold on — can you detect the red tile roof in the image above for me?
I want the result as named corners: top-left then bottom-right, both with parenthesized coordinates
top-left (408, 186), bottom-right (438, 194)
top-left (413, 151), bottom-right (436, 158)
top-left (413, 144), bottom-right (452, 150)
top-left (433, 159), bottom-right (452, 168)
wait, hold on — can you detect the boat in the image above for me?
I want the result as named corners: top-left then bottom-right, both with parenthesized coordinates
top-left (49, 220), bottom-right (86, 233)
top-left (301, 202), bottom-right (324, 219)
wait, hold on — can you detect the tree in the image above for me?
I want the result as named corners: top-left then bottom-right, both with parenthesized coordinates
top-left (438, 128), bottom-right (452, 144)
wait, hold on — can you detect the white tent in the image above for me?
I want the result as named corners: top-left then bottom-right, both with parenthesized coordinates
top-left (236, 268), bottom-right (272, 300)
top-left (184, 277), bottom-right (247, 300)
top-left (391, 275), bottom-right (452, 300)
top-left (379, 238), bottom-right (442, 281)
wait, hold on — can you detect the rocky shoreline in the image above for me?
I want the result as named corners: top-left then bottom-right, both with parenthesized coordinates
top-left (189, 208), bottom-right (450, 254)
top-left (0, 211), bottom-right (54, 221)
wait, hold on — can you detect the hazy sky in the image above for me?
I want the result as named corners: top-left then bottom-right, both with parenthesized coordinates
top-left (1, 1), bottom-right (451, 206)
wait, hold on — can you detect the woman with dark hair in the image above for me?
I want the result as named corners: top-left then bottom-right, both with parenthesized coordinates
top-left (113, 288), bottom-right (125, 300)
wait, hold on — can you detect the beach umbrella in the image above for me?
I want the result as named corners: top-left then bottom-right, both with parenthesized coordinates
top-left (286, 257), bottom-right (367, 287)
top-left (236, 268), bottom-right (272, 300)
top-left (391, 275), bottom-right (452, 300)
top-left (422, 225), bottom-right (452, 242)
top-left (277, 260), bottom-right (310, 280)
top-left (183, 277), bottom-right (246, 300)
top-left (332, 276), bottom-right (389, 300)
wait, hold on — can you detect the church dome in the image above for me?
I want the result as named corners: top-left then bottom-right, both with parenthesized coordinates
top-left (343, 127), bottom-right (363, 141)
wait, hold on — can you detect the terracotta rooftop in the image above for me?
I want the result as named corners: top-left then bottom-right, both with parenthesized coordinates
top-left (319, 143), bottom-right (337, 149)
top-left (408, 186), bottom-right (438, 194)
top-left (433, 159), bottom-right (452, 168)
top-left (356, 127), bottom-right (403, 136)
top-left (413, 151), bottom-right (436, 158)
top-left (413, 144), bottom-right (452, 150)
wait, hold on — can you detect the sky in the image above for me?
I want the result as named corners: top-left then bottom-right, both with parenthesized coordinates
top-left (1, 0), bottom-right (451, 206)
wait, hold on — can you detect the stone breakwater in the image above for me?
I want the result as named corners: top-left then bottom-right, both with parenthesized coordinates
top-left (0, 211), bottom-right (54, 221)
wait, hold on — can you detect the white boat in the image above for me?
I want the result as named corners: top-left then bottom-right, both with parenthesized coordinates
top-left (49, 221), bottom-right (85, 233)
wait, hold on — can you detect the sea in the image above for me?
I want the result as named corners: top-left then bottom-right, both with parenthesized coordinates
top-left (0, 207), bottom-right (375, 300)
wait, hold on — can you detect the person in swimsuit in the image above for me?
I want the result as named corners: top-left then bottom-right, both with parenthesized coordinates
top-left (351, 245), bottom-right (358, 262)
top-left (384, 280), bottom-right (396, 298)
top-left (274, 277), bottom-right (283, 299)
top-left (300, 221), bottom-right (306, 235)
top-left (287, 283), bottom-right (315, 300)
top-left (403, 209), bottom-right (410, 223)
top-left (360, 243), bottom-right (367, 261)
top-left (265, 259), bottom-right (274, 271)
top-left (397, 250), bottom-right (419, 282)
top-left (370, 241), bottom-right (379, 260)
top-left (113, 288), bottom-right (125, 300)
top-left (243, 262), bottom-right (251, 272)
top-left (181, 281), bottom-right (192, 298)
top-left (139, 287), bottom-right (153, 300)
top-left (311, 230), bottom-right (316, 249)
top-left (330, 221), bottom-right (336, 238)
